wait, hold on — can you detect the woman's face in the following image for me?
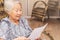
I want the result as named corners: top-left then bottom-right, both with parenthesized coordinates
top-left (8, 3), bottom-right (22, 21)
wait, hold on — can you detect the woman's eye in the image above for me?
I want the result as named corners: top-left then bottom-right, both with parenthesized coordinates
top-left (15, 9), bottom-right (22, 12)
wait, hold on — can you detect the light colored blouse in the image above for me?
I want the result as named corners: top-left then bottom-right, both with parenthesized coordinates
top-left (0, 17), bottom-right (32, 40)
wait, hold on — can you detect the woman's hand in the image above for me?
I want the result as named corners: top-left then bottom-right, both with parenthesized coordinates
top-left (35, 37), bottom-right (41, 40)
top-left (13, 36), bottom-right (30, 40)
top-left (0, 38), bottom-right (4, 40)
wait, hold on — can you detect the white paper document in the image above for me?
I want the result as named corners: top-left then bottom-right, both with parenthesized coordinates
top-left (28, 23), bottom-right (48, 40)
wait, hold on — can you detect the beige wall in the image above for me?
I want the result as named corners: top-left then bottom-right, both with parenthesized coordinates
top-left (20, 0), bottom-right (28, 16)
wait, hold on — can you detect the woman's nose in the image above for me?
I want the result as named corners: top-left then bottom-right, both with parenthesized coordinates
top-left (17, 11), bottom-right (22, 15)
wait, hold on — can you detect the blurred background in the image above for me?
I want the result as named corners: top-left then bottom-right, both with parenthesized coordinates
top-left (0, 0), bottom-right (60, 40)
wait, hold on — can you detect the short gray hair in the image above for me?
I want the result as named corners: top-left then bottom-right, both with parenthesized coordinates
top-left (4, 0), bottom-right (22, 12)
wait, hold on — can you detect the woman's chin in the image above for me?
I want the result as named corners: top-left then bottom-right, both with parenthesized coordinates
top-left (14, 18), bottom-right (20, 21)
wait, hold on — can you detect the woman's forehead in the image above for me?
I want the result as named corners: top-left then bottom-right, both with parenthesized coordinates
top-left (13, 3), bottom-right (22, 10)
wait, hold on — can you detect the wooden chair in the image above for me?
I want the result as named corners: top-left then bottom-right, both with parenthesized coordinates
top-left (31, 1), bottom-right (48, 22)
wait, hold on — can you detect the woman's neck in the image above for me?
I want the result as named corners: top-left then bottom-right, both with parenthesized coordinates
top-left (9, 17), bottom-right (19, 25)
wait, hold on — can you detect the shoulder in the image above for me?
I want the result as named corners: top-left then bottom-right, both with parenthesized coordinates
top-left (0, 17), bottom-right (9, 29)
top-left (20, 17), bottom-right (27, 21)
top-left (20, 17), bottom-right (28, 23)
top-left (20, 17), bottom-right (32, 30)
top-left (0, 18), bottom-right (9, 38)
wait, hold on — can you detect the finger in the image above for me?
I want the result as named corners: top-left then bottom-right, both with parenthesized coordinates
top-left (35, 38), bottom-right (39, 40)
top-left (27, 38), bottom-right (31, 40)
top-left (23, 38), bottom-right (31, 40)
top-left (35, 37), bottom-right (41, 40)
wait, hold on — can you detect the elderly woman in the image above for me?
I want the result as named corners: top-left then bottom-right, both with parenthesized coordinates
top-left (0, 0), bottom-right (32, 40)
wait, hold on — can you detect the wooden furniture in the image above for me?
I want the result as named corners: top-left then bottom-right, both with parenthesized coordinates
top-left (48, 0), bottom-right (58, 11)
top-left (31, 1), bottom-right (48, 22)
top-left (47, 0), bottom-right (59, 19)
top-left (0, 0), bottom-right (4, 20)
top-left (0, 0), bottom-right (4, 13)
top-left (0, 0), bottom-right (7, 20)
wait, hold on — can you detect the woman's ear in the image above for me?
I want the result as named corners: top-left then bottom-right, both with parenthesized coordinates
top-left (0, 38), bottom-right (4, 40)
